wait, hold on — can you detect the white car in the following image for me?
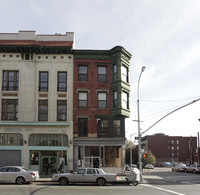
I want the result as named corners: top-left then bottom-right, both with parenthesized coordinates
top-left (144, 164), bottom-right (154, 169)
top-left (172, 163), bottom-right (187, 172)
top-left (52, 168), bottom-right (117, 186)
top-left (0, 166), bottom-right (39, 184)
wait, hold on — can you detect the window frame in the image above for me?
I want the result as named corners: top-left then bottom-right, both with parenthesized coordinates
top-left (113, 90), bottom-right (118, 107)
top-left (113, 64), bottom-right (117, 81)
top-left (2, 70), bottom-right (19, 91)
top-left (39, 72), bottom-right (48, 92)
top-left (57, 72), bottom-right (67, 92)
top-left (122, 91), bottom-right (129, 109)
top-left (78, 66), bottom-right (88, 82)
top-left (97, 92), bottom-right (107, 108)
top-left (121, 65), bottom-right (129, 83)
top-left (38, 100), bottom-right (48, 121)
top-left (97, 66), bottom-right (107, 82)
top-left (113, 120), bottom-right (121, 136)
top-left (57, 100), bottom-right (67, 121)
top-left (78, 118), bottom-right (88, 137)
top-left (2, 99), bottom-right (18, 121)
top-left (78, 91), bottom-right (88, 108)
top-left (100, 120), bottom-right (109, 137)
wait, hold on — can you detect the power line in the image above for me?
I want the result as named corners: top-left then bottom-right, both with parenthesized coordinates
top-left (141, 98), bottom-right (200, 135)
top-left (140, 96), bottom-right (200, 103)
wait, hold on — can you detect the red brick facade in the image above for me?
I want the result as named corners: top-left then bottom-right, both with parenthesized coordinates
top-left (73, 59), bottom-right (112, 137)
top-left (142, 134), bottom-right (198, 164)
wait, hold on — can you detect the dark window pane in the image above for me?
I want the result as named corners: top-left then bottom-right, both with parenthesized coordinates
top-left (78, 118), bottom-right (88, 137)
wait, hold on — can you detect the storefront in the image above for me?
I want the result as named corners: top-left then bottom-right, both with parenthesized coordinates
top-left (73, 138), bottom-right (126, 174)
top-left (0, 122), bottom-right (73, 175)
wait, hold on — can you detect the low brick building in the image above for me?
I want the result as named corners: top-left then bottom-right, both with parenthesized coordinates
top-left (142, 133), bottom-right (198, 165)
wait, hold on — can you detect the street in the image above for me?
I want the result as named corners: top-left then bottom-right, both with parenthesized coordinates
top-left (0, 168), bottom-right (200, 195)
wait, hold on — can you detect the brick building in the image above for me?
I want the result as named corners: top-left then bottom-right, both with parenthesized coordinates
top-left (0, 30), bottom-right (132, 175)
top-left (142, 133), bottom-right (198, 165)
top-left (73, 47), bottom-right (131, 173)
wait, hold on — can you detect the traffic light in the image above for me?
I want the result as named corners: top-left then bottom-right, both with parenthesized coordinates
top-left (143, 153), bottom-right (148, 158)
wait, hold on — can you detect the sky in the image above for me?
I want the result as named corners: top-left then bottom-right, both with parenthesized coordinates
top-left (1, 0), bottom-right (200, 141)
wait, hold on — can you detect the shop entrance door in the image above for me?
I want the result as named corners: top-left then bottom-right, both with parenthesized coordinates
top-left (42, 156), bottom-right (57, 175)
top-left (84, 157), bottom-right (100, 168)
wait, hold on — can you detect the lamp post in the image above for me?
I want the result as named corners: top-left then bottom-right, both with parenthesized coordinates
top-left (137, 66), bottom-right (146, 181)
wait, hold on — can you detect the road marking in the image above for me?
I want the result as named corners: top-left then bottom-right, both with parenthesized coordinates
top-left (142, 184), bottom-right (186, 195)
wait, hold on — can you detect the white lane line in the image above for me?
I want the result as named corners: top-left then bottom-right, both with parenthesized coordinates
top-left (142, 184), bottom-right (186, 195)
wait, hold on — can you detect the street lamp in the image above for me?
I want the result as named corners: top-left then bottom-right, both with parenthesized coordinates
top-left (137, 66), bottom-right (146, 181)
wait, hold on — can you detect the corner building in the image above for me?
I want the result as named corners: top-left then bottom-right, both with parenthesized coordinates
top-left (73, 47), bottom-right (132, 173)
top-left (0, 31), bottom-right (74, 175)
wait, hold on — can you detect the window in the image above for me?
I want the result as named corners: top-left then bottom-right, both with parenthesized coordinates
top-left (78, 118), bottom-right (88, 137)
top-left (113, 90), bottom-right (118, 107)
top-left (57, 100), bottom-right (67, 121)
top-left (8, 167), bottom-right (20, 172)
top-left (0, 133), bottom-right (23, 146)
top-left (38, 100), bottom-right (48, 121)
top-left (113, 65), bottom-right (117, 81)
top-left (78, 92), bottom-right (88, 108)
top-left (122, 91), bottom-right (129, 109)
top-left (177, 140), bottom-right (179, 144)
top-left (97, 66), bottom-right (107, 82)
top-left (87, 169), bottom-right (96, 174)
top-left (2, 71), bottom-right (19, 91)
top-left (177, 146), bottom-right (179, 150)
top-left (78, 66), bottom-right (88, 81)
top-left (98, 92), bottom-right (107, 108)
top-left (58, 72), bottom-right (67, 91)
top-left (77, 169), bottom-right (86, 174)
top-left (29, 134), bottom-right (68, 146)
top-left (2, 99), bottom-right (18, 120)
top-left (113, 120), bottom-right (121, 136)
top-left (100, 120), bottom-right (109, 136)
top-left (121, 65), bottom-right (128, 83)
top-left (39, 72), bottom-right (48, 91)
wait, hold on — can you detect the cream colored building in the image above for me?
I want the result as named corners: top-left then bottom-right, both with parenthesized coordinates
top-left (0, 31), bottom-right (74, 175)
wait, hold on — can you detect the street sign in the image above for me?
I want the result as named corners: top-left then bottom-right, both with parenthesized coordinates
top-left (135, 137), bottom-right (139, 140)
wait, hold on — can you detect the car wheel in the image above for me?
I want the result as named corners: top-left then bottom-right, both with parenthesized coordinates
top-left (16, 176), bottom-right (25, 184)
top-left (193, 170), bottom-right (196, 174)
top-left (59, 177), bottom-right (69, 185)
top-left (97, 178), bottom-right (106, 186)
top-left (133, 181), bottom-right (139, 186)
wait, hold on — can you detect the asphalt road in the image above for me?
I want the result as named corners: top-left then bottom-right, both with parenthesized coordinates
top-left (0, 168), bottom-right (200, 195)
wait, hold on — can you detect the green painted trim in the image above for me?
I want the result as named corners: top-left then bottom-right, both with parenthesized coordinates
top-left (28, 146), bottom-right (68, 151)
top-left (0, 121), bottom-right (70, 127)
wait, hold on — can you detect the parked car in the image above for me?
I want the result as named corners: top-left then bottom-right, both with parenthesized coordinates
top-left (172, 163), bottom-right (187, 172)
top-left (0, 166), bottom-right (39, 184)
top-left (162, 162), bottom-right (172, 167)
top-left (52, 168), bottom-right (117, 186)
top-left (144, 164), bottom-right (154, 169)
top-left (185, 164), bottom-right (200, 174)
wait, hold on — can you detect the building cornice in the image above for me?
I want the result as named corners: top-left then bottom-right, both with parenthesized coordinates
top-left (0, 121), bottom-right (70, 127)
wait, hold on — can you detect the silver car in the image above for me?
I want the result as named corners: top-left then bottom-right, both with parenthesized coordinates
top-left (52, 168), bottom-right (117, 186)
top-left (0, 166), bottom-right (39, 184)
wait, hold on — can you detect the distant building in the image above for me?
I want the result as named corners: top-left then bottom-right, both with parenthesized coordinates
top-left (142, 133), bottom-right (198, 164)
